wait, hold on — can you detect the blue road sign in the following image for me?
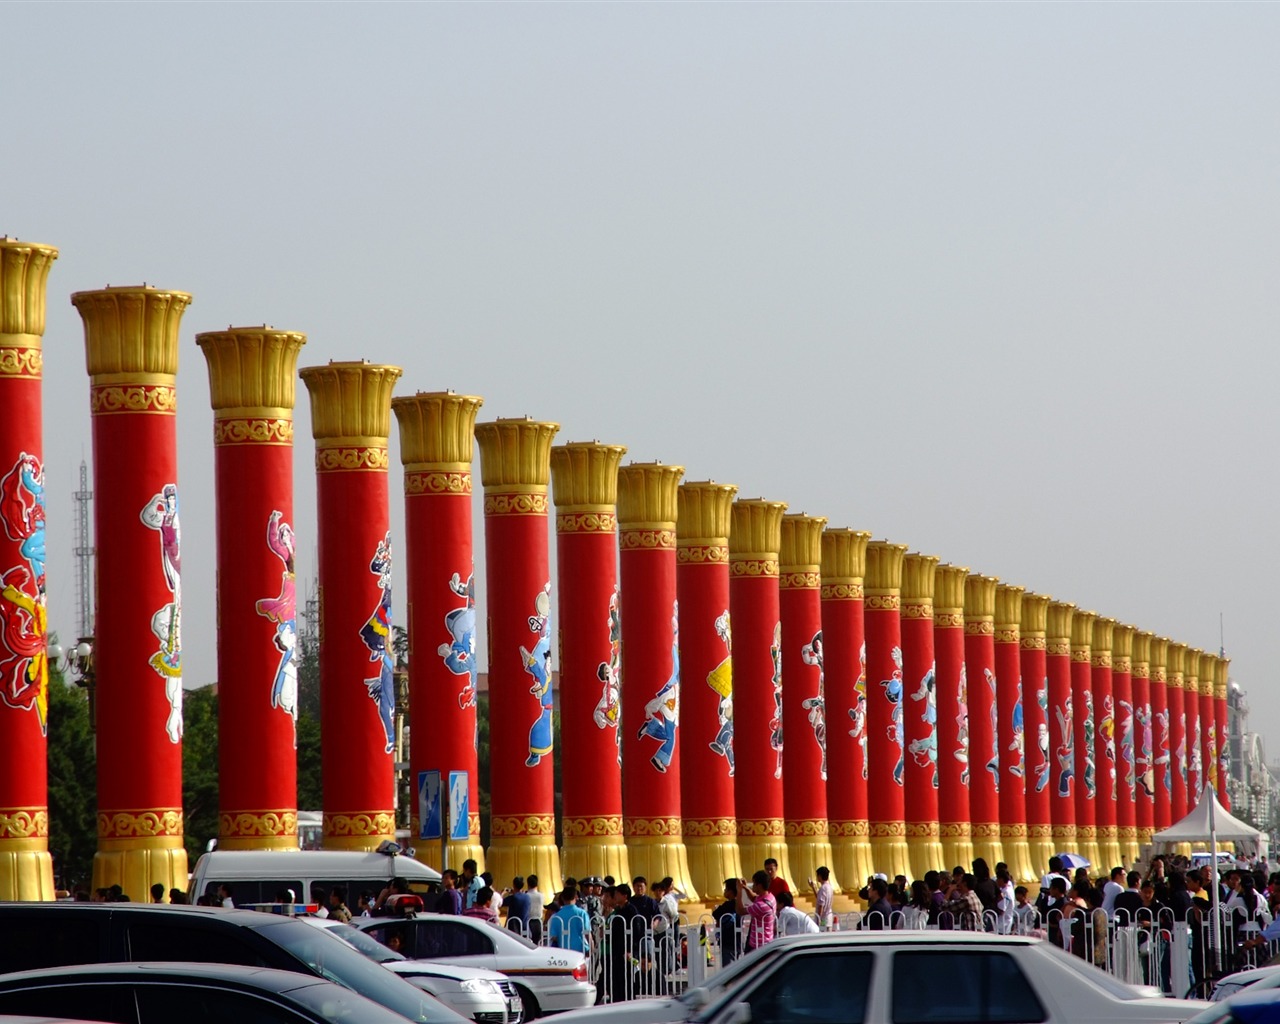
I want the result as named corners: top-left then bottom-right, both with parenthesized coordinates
top-left (449, 771), bottom-right (470, 842)
top-left (418, 770), bottom-right (442, 840)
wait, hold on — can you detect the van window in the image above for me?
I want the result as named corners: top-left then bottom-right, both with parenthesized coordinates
top-left (126, 920), bottom-right (269, 967)
top-left (0, 911), bottom-right (106, 972)
top-left (0, 983), bottom-right (138, 1024)
top-left (202, 880), bottom-right (305, 907)
top-left (892, 950), bottom-right (1047, 1024)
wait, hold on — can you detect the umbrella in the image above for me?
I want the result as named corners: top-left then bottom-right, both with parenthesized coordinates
top-left (1054, 853), bottom-right (1091, 870)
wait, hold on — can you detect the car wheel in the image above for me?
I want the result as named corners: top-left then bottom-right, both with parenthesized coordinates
top-left (515, 985), bottom-right (540, 1021)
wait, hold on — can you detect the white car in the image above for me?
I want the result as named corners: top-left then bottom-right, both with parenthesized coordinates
top-left (556, 931), bottom-right (1209, 1024)
top-left (355, 913), bottom-right (595, 1018)
top-left (300, 916), bottom-right (522, 1022)
top-left (1211, 964), bottom-right (1280, 1003)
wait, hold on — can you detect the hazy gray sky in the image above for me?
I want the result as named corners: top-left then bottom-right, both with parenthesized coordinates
top-left (6, 3), bottom-right (1278, 741)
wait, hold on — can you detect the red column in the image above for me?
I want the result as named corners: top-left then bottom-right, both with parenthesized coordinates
top-left (1199, 653), bottom-right (1217, 804)
top-left (780, 514), bottom-right (836, 891)
top-left (730, 500), bottom-right (791, 880)
top-left (1020, 594), bottom-right (1053, 877)
top-left (1112, 625), bottom-right (1137, 865)
top-left (300, 361), bottom-right (402, 851)
top-left (1046, 602), bottom-right (1077, 856)
top-left (995, 585), bottom-right (1034, 884)
top-left (550, 442), bottom-right (628, 883)
top-left (964, 574), bottom-right (1002, 870)
top-left (1131, 632), bottom-right (1156, 849)
top-left (865, 541), bottom-right (910, 880)
top-left (0, 239), bottom-right (57, 899)
top-left (901, 553), bottom-right (942, 881)
top-left (474, 418), bottom-right (562, 892)
top-left (1070, 611), bottom-right (1100, 868)
top-left (1091, 618), bottom-right (1121, 870)
top-left (1183, 650), bottom-right (1203, 807)
top-left (1215, 658), bottom-right (1231, 810)
top-left (1166, 643), bottom-right (1189, 825)
top-left (1150, 638), bottom-right (1173, 832)
top-left (393, 392), bottom-right (485, 869)
top-left (821, 529), bottom-right (874, 892)
top-left (677, 482), bottom-right (742, 896)
top-left (200, 329), bottom-right (306, 850)
top-left (73, 285), bottom-right (191, 895)
top-left (934, 565), bottom-right (973, 872)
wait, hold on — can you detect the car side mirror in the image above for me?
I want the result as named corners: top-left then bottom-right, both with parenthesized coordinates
top-left (724, 1002), bottom-right (751, 1024)
top-left (688, 988), bottom-right (710, 1010)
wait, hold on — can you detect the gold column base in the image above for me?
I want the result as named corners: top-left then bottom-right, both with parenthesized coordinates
top-left (1028, 825), bottom-right (1056, 883)
top-left (323, 811), bottom-right (395, 852)
top-left (1074, 825), bottom-right (1101, 871)
top-left (868, 823), bottom-right (912, 882)
top-left (941, 824), bottom-right (975, 875)
top-left (1050, 824), bottom-right (1077, 861)
top-left (683, 821), bottom-right (742, 899)
top-left (970, 823), bottom-right (1004, 873)
top-left (737, 819), bottom-right (793, 887)
top-left (1118, 825), bottom-right (1140, 868)
top-left (785, 824), bottom-right (839, 894)
top-left (93, 837), bottom-right (188, 900)
top-left (409, 814), bottom-right (484, 874)
top-left (830, 822), bottom-right (874, 896)
top-left (625, 824), bottom-right (700, 903)
top-left (488, 832), bottom-right (562, 897)
top-left (561, 825), bottom-right (630, 885)
top-left (0, 839), bottom-right (55, 900)
top-left (1137, 826), bottom-right (1155, 850)
top-left (906, 822), bottom-right (945, 882)
top-left (1000, 826), bottom-right (1038, 886)
top-left (217, 810), bottom-right (301, 851)
top-left (1096, 825), bottom-right (1125, 872)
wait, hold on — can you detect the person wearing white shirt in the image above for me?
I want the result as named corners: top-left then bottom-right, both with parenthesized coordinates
top-left (776, 891), bottom-right (819, 935)
top-left (810, 866), bottom-right (834, 930)
top-left (1101, 866), bottom-right (1126, 917)
top-left (996, 866), bottom-right (1016, 935)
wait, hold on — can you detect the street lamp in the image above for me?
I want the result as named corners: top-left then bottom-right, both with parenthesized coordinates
top-left (47, 637), bottom-right (96, 730)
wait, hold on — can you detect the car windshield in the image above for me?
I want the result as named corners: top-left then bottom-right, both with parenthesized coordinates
top-left (258, 917), bottom-right (465, 1023)
top-left (323, 921), bottom-right (407, 964)
top-left (284, 979), bottom-right (456, 1024)
top-left (1036, 939), bottom-right (1145, 1000)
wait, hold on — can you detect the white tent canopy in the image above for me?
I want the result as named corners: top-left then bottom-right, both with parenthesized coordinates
top-left (1153, 784), bottom-right (1262, 844)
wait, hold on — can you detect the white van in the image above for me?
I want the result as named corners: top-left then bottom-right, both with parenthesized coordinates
top-left (188, 849), bottom-right (441, 908)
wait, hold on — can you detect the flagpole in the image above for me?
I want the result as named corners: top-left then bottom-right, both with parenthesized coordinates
top-left (1208, 784), bottom-right (1221, 977)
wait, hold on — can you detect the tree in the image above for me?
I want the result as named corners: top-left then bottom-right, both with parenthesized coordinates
top-left (46, 663), bottom-right (96, 892)
top-left (181, 686), bottom-right (220, 863)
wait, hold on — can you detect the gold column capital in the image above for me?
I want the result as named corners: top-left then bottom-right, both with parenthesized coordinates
top-left (1183, 649), bottom-right (1201, 694)
top-left (865, 540), bottom-right (908, 595)
top-left (1046, 601), bottom-right (1075, 643)
top-left (729, 499), bottom-right (787, 559)
top-left (963, 574), bottom-right (998, 627)
top-left (1020, 592), bottom-right (1050, 636)
top-left (197, 328), bottom-right (306, 418)
top-left (1214, 657), bottom-right (1229, 699)
top-left (1167, 641), bottom-right (1186, 688)
top-left (299, 361), bottom-right (402, 442)
top-left (1112, 624), bottom-right (1134, 660)
top-left (1091, 617), bottom-right (1115, 667)
top-left (550, 442), bottom-right (627, 509)
top-left (821, 529), bottom-right (870, 581)
top-left (933, 564), bottom-right (969, 620)
top-left (901, 553), bottom-right (939, 600)
top-left (1132, 631), bottom-right (1152, 678)
top-left (0, 238), bottom-right (59, 339)
top-left (475, 417), bottom-right (560, 489)
top-left (617, 461), bottom-right (684, 528)
top-left (392, 391), bottom-right (484, 467)
top-left (1071, 609), bottom-right (1096, 659)
top-left (1197, 652), bottom-right (1215, 696)
top-left (72, 285), bottom-right (191, 379)
top-left (995, 584), bottom-right (1024, 632)
top-left (780, 514), bottom-right (827, 571)
top-left (677, 481), bottom-right (737, 543)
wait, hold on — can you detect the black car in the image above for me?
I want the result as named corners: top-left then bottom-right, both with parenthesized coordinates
top-left (0, 903), bottom-right (466, 1023)
top-left (0, 961), bottom-right (445, 1024)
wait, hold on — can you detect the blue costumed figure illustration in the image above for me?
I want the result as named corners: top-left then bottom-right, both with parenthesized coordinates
top-left (1055, 694), bottom-right (1074, 799)
top-left (439, 571), bottom-right (478, 710)
top-left (1034, 679), bottom-right (1050, 793)
top-left (521, 584), bottom-right (553, 767)
top-left (707, 610), bottom-right (733, 775)
top-left (1008, 679), bottom-right (1025, 778)
top-left (359, 533), bottom-right (396, 754)
top-left (639, 601), bottom-right (680, 774)
top-left (255, 510), bottom-right (298, 745)
top-left (882, 645), bottom-right (905, 786)
top-left (0, 452), bottom-right (48, 734)
top-left (908, 664), bottom-right (938, 788)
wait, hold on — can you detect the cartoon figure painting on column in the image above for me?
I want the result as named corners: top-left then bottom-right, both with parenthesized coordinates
top-left (882, 645), bottom-right (905, 786)
top-left (1100, 694), bottom-right (1117, 799)
top-left (1189, 718), bottom-right (1202, 796)
top-left (521, 583), bottom-right (554, 767)
top-left (0, 453), bottom-right (49, 734)
top-left (1175, 713), bottom-right (1187, 789)
top-left (639, 600), bottom-right (680, 774)
top-left (1008, 679), bottom-right (1025, 778)
top-left (255, 510), bottom-right (298, 744)
top-left (909, 665), bottom-right (937, 788)
top-left (955, 663), bottom-right (970, 786)
top-left (1082, 692), bottom-right (1097, 800)
top-left (983, 668), bottom-right (998, 792)
top-left (1119, 699), bottom-right (1136, 797)
top-left (708, 610), bottom-right (733, 776)
top-left (1154, 708), bottom-right (1171, 797)
top-left (848, 641), bottom-right (868, 780)
top-left (800, 630), bottom-right (827, 780)
top-left (769, 621), bottom-right (784, 780)
top-left (1055, 694), bottom-right (1073, 799)
top-left (140, 485), bottom-right (183, 744)
top-left (439, 572), bottom-right (478, 711)
top-left (360, 532), bottom-right (397, 754)
top-left (593, 587), bottom-right (622, 763)
top-left (1034, 679), bottom-right (1050, 793)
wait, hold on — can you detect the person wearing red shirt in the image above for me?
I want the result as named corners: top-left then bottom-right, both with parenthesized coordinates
top-left (764, 857), bottom-right (791, 897)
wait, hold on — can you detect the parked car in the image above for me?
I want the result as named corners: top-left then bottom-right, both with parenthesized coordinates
top-left (556, 931), bottom-right (1209, 1024)
top-left (354, 913), bottom-right (594, 1018)
top-left (298, 916), bottom-right (523, 1022)
top-left (0, 902), bottom-right (463, 1023)
top-left (0, 961), bottom-right (444, 1024)
top-left (1213, 967), bottom-right (1280, 1003)
top-left (1188, 988), bottom-right (1280, 1024)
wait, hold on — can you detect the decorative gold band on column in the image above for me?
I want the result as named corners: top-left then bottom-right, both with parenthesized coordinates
top-left (1076, 825), bottom-right (1098, 840)
top-left (0, 347), bottom-right (42, 378)
top-left (556, 511), bottom-right (616, 533)
top-left (483, 490), bottom-right (550, 516)
top-left (1021, 637), bottom-right (1047, 650)
top-left (869, 821), bottom-right (907, 839)
top-left (315, 445), bottom-right (390, 473)
top-left (0, 808), bottom-right (49, 840)
top-left (822, 582), bottom-right (864, 600)
top-left (1001, 823), bottom-right (1029, 839)
top-left (218, 810), bottom-right (299, 840)
top-left (934, 611), bottom-right (964, 627)
top-left (830, 820), bottom-right (871, 838)
top-left (784, 820), bottom-right (831, 838)
top-left (865, 594), bottom-right (901, 612)
top-left (965, 620), bottom-right (994, 635)
top-left (940, 822), bottom-right (974, 839)
top-left (562, 816), bottom-right (624, 838)
top-left (730, 558), bottom-right (779, 577)
top-left (214, 417), bottom-right (294, 446)
top-left (780, 571), bottom-right (821, 590)
top-left (406, 470), bottom-right (472, 496)
top-left (490, 814), bottom-right (556, 838)
top-left (905, 822), bottom-right (941, 839)
top-left (737, 818), bottom-right (785, 838)
top-left (90, 382), bottom-right (177, 416)
top-left (323, 811), bottom-right (398, 839)
top-left (683, 818), bottom-right (740, 838)
top-left (1118, 825), bottom-right (1138, 841)
top-left (1028, 824), bottom-right (1053, 839)
top-left (1091, 653), bottom-right (1113, 668)
top-left (97, 809), bottom-right (184, 839)
top-left (1047, 639), bottom-right (1069, 655)
top-left (902, 600), bottom-right (932, 619)
top-left (995, 627), bottom-right (1020, 643)
top-left (620, 528), bottom-right (677, 550)
top-left (971, 822), bottom-right (1001, 839)
top-left (625, 816), bottom-right (683, 837)
top-left (677, 544), bottom-right (729, 564)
